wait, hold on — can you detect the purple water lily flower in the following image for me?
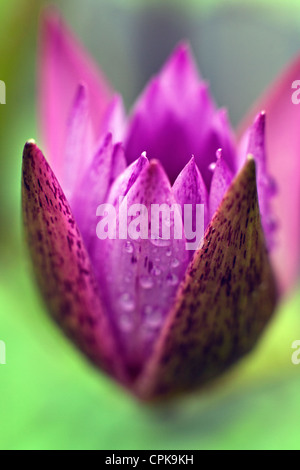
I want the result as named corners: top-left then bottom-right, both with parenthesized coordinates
top-left (22, 11), bottom-right (300, 400)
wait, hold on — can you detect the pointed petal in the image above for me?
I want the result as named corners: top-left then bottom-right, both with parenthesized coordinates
top-left (71, 133), bottom-right (125, 253)
top-left (63, 84), bottom-right (93, 198)
top-left (209, 149), bottom-right (233, 219)
top-left (111, 143), bottom-right (127, 181)
top-left (22, 141), bottom-right (125, 383)
top-left (237, 54), bottom-right (300, 293)
top-left (88, 153), bottom-right (149, 289)
top-left (136, 157), bottom-right (277, 400)
top-left (39, 9), bottom-right (112, 180)
top-left (202, 109), bottom-right (237, 185)
top-left (245, 112), bottom-right (277, 249)
top-left (172, 157), bottom-right (208, 251)
top-left (125, 43), bottom-right (231, 184)
top-left (106, 153), bottom-right (149, 208)
top-left (100, 94), bottom-right (127, 143)
top-left (159, 41), bottom-right (203, 98)
top-left (93, 160), bottom-right (189, 377)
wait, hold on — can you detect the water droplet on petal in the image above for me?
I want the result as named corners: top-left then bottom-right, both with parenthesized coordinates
top-left (144, 305), bottom-right (162, 327)
top-left (152, 266), bottom-right (162, 276)
top-left (166, 248), bottom-right (172, 257)
top-left (166, 272), bottom-right (179, 286)
top-left (171, 258), bottom-right (180, 268)
top-left (119, 293), bottom-right (135, 312)
top-left (150, 237), bottom-right (171, 247)
top-left (124, 240), bottom-right (134, 254)
top-left (119, 313), bottom-right (134, 332)
top-left (139, 276), bottom-right (154, 289)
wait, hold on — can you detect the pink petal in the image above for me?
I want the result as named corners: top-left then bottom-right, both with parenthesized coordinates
top-left (209, 149), bottom-right (233, 219)
top-left (89, 153), bottom-right (149, 284)
top-left (244, 112), bottom-right (277, 249)
top-left (111, 143), bottom-right (127, 181)
top-left (137, 157), bottom-right (277, 400)
top-left (93, 160), bottom-right (189, 378)
top-left (39, 9), bottom-right (112, 183)
top-left (106, 153), bottom-right (149, 208)
top-left (63, 84), bottom-right (93, 198)
top-left (237, 54), bottom-right (300, 294)
top-left (202, 109), bottom-right (237, 184)
top-left (100, 94), bottom-right (127, 144)
top-left (71, 133), bottom-right (126, 253)
top-left (124, 43), bottom-right (236, 185)
top-left (172, 157), bottom-right (208, 252)
top-left (22, 141), bottom-right (126, 383)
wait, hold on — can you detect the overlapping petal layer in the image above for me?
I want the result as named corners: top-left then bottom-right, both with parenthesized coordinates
top-left (92, 160), bottom-right (189, 377)
top-left (125, 43), bottom-right (236, 186)
top-left (137, 157), bottom-right (277, 399)
top-left (39, 10), bottom-right (112, 186)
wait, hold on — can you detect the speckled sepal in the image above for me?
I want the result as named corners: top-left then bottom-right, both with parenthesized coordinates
top-left (22, 141), bottom-right (126, 384)
top-left (136, 156), bottom-right (278, 400)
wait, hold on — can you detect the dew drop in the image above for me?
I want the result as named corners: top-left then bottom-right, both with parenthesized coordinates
top-left (166, 248), bottom-right (172, 257)
top-left (171, 258), bottom-right (180, 268)
top-left (139, 276), bottom-right (154, 289)
top-left (119, 293), bottom-right (135, 312)
top-left (150, 237), bottom-right (171, 247)
top-left (124, 240), bottom-right (134, 254)
top-left (144, 305), bottom-right (162, 327)
top-left (152, 266), bottom-right (162, 276)
top-left (209, 162), bottom-right (216, 172)
top-left (166, 272), bottom-right (179, 286)
top-left (119, 313), bottom-right (134, 332)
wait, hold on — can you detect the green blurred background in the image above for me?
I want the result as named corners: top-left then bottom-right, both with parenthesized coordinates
top-left (0, 0), bottom-right (300, 450)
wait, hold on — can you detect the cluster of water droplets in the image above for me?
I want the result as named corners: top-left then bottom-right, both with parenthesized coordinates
top-left (116, 233), bottom-right (185, 353)
top-left (92, 187), bottom-right (191, 373)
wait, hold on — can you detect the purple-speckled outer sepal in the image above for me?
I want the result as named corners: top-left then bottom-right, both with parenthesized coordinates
top-left (22, 141), bottom-right (128, 386)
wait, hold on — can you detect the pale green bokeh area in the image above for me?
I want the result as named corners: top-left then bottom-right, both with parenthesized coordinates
top-left (0, 0), bottom-right (300, 450)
